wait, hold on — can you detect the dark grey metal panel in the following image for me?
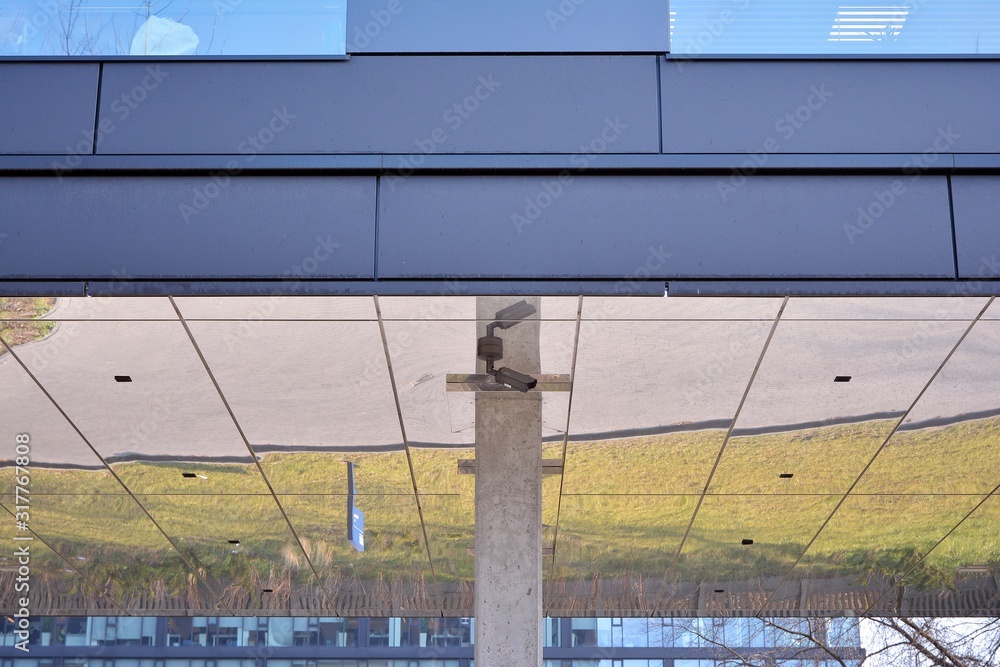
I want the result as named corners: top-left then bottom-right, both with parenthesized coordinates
top-left (0, 280), bottom-right (663, 297)
top-left (0, 152), bottom-right (973, 174)
top-left (661, 61), bottom-right (1000, 154)
top-left (952, 177), bottom-right (1000, 279)
top-left (346, 0), bottom-right (668, 53)
top-left (378, 175), bottom-right (955, 279)
top-left (95, 58), bottom-right (658, 155)
top-left (668, 281), bottom-right (1000, 297)
top-left (954, 154), bottom-right (1000, 170)
top-left (0, 177), bottom-right (374, 279)
top-left (0, 63), bottom-right (99, 154)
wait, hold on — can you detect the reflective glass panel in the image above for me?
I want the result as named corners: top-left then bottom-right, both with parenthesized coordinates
top-left (553, 494), bottom-right (697, 610)
top-left (857, 320), bottom-right (1000, 495)
top-left (765, 494), bottom-right (987, 614)
top-left (900, 495), bottom-right (1000, 616)
top-left (679, 494), bottom-right (839, 611)
top-left (0, 1), bottom-right (347, 57)
top-left (26, 493), bottom-right (213, 612)
top-left (137, 494), bottom-right (319, 611)
top-left (278, 493), bottom-right (436, 614)
top-left (0, 342), bottom-right (121, 494)
top-left (670, 1), bottom-right (1000, 55)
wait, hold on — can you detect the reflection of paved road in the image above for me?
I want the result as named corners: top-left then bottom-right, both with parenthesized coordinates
top-left (2, 296), bottom-right (999, 466)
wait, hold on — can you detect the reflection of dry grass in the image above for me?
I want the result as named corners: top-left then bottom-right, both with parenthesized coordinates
top-left (282, 538), bottom-right (337, 570)
top-left (299, 537), bottom-right (336, 569)
top-left (282, 543), bottom-right (305, 569)
top-left (7, 418), bottom-right (999, 613)
top-left (0, 297), bottom-right (57, 349)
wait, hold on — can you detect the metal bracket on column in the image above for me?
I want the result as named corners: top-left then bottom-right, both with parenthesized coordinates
top-left (468, 540), bottom-right (555, 556)
top-left (458, 458), bottom-right (564, 475)
top-left (446, 373), bottom-right (571, 392)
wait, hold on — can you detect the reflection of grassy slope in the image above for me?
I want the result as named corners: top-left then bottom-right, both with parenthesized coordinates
top-left (0, 297), bottom-right (56, 348)
top-left (563, 430), bottom-right (724, 494)
top-left (557, 418), bottom-right (999, 585)
top-left (15, 418), bottom-right (1000, 589)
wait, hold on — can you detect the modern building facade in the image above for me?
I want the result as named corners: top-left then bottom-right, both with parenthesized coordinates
top-left (1, 1), bottom-right (999, 666)
top-left (0, 615), bottom-right (865, 666)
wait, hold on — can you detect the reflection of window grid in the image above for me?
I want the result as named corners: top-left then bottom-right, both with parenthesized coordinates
top-left (829, 6), bottom-right (910, 42)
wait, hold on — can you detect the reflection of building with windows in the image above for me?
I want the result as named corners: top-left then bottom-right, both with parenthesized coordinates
top-left (1, 616), bottom-right (864, 666)
top-left (2, 2), bottom-right (1000, 667)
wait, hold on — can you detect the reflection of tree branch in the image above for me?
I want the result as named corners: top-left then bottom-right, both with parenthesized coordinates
top-left (204, 12), bottom-right (219, 55)
top-left (868, 617), bottom-right (1000, 667)
top-left (674, 618), bottom-right (761, 666)
top-left (903, 617), bottom-right (986, 667)
top-left (673, 617), bottom-right (850, 667)
top-left (0, 9), bottom-right (26, 55)
top-left (877, 618), bottom-right (959, 667)
top-left (57, 0), bottom-right (82, 55)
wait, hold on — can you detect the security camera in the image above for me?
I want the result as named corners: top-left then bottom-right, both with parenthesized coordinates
top-left (477, 335), bottom-right (504, 364)
top-left (492, 300), bottom-right (537, 330)
top-left (491, 367), bottom-right (538, 393)
top-left (477, 301), bottom-right (539, 381)
top-left (485, 300), bottom-right (537, 338)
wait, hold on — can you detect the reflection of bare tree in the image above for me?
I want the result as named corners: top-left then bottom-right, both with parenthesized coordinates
top-left (2, 0), bottom-right (213, 56)
top-left (866, 618), bottom-right (1000, 667)
top-left (56, 0), bottom-right (87, 54)
top-left (674, 615), bottom-right (1000, 667)
top-left (674, 617), bottom-right (855, 667)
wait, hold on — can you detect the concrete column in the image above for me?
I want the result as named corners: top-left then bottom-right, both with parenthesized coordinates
top-left (474, 297), bottom-right (543, 667)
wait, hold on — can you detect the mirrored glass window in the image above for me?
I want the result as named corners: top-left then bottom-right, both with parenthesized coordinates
top-left (670, 1), bottom-right (1000, 54)
top-left (0, 0), bottom-right (347, 56)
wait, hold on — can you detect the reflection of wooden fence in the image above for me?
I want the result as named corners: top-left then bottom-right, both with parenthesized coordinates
top-left (539, 573), bottom-right (1000, 617)
top-left (3, 572), bottom-right (996, 617)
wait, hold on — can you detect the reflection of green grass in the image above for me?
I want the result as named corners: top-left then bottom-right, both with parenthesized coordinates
top-left (563, 430), bottom-right (723, 494)
top-left (555, 418), bottom-right (1000, 586)
top-left (263, 450), bottom-right (415, 495)
top-left (10, 418), bottom-right (1000, 594)
top-left (0, 297), bottom-right (56, 348)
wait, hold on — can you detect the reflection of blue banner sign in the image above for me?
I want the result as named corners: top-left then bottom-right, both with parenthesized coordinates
top-left (350, 506), bottom-right (365, 552)
top-left (346, 461), bottom-right (364, 552)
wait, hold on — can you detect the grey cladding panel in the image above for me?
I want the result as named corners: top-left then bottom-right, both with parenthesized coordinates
top-left (346, 0), bottom-right (668, 53)
top-left (378, 176), bottom-right (955, 280)
top-left (661, 61), bottom-right (1000, 154)
top-left (0, 64), bottom-right (99, 154)
top-left (96, 58), bottom-right (659, 155)
top-left (0, 177), bottom-right (374, 280)
top-left (952, 177), bottom-right (1000, 279)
